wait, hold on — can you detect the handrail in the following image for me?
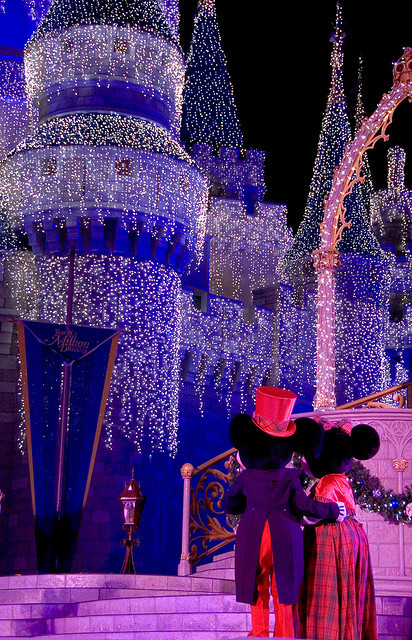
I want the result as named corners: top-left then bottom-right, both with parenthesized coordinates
top-left (192, 447), bottom-right (236, 478)
top-left (336, 381), bottom-right (412, 409)
top-left (178, 382), bottom-right (412, 576)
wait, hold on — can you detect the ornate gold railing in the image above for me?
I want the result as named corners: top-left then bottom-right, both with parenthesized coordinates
top-left (177, 382), bottom-right (412, 575)
top-left (177, 448), bottom-right (237, 575)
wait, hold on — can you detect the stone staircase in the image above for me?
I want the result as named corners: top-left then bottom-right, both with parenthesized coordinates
top-left (0, 551), bottom-right (271, 639)
top-left (2, 549), bottom-right (409, 639)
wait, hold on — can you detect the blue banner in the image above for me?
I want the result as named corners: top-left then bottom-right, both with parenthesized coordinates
top-left (17, 320), bottom-right (120, 572)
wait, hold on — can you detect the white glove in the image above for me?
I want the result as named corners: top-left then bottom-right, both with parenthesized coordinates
top-left (335, 501), bottom-right (346, 522)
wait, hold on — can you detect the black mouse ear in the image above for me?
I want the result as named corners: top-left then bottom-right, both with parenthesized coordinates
top-left (292, 417), bottom-right (324, 459)
top-left (351, 424), bottom-right (380, 460)
top-left (228, 413), bottom-right (256, 449)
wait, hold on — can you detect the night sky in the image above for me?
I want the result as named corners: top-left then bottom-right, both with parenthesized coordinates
top-left (1, 0), bottom-right (411, 233)
top-left (181, 0), bottom-right (412, 232)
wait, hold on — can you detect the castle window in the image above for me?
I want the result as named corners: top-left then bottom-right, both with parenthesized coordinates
top-left (113, 40), bottom-right (129, 54)
top-left (41, 156), bottom-right (57, 176)
top-left (104, 218), bottom-right (118, 252)
top-left (193, 289), bottom-right (208, 312)
top-left (389, 296), bottom-right (404, 323)
top-left (115, 158), bottom-right (132, 176)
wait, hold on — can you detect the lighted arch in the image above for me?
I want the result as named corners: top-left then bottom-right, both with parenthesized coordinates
top-left (313, 48), bottom-right (412, 409)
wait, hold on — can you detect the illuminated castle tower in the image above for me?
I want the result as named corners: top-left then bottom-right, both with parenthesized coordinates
top-left (279, 3), bottom-right (386, 405)
top-left (1, 0), bottom-right (208, 455)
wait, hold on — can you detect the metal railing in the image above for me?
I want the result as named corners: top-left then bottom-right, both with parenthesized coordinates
top-left (177, 448), bottom-right (236, 576)
top-left (178, 382), bottom-right (412, 576)
top-left (336, 381), bottom-right (412, 410)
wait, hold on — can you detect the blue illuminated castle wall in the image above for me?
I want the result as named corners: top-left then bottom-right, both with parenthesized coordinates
top-left (0, 0), bottom-right (411, 576)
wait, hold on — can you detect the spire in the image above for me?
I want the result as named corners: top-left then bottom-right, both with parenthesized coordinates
top-left (28, 0), bottom-right (178, 48)
top-left (355, 57), bottom-right (374, 216)
top-left (281, 3), bottom-right (381, 274)
top-left (181, 0), bottom-right (243, 149)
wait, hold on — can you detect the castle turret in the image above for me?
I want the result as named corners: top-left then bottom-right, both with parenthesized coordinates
top-left (181, 0), bottom-right (243, 151)
top-left (1, 0), bottom-right (208, 456)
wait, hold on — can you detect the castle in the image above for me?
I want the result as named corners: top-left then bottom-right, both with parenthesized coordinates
top-left (0, 0), bottom-right (411, 575)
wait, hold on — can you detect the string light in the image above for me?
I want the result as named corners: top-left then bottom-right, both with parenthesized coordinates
top-left (25, 21), bottom-right (185, 140)
top-left (3, 0), bottom-right (412, 433)
top-left (180, 292), bottom-right (274, 416)
top-left (207, 199), bottom-right (292, 306)
top-left (354, 57), bottom-right (374, 218)
top-left (278, 3), bottom-right (389, 405)
top-left (28, 0), bottom-right (179, 48)
top-left (181, 0), bottom-right (244, 150)
top-left (0, 0), bottom-right (211, 458)
top-left (281, 4), bottom-right (381, 276)
top-left (7, 253), bottom-right (184, 455)
top-left (0, 57), bottom-right (28, 161)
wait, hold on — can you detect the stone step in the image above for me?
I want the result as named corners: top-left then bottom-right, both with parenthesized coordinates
top-left (0, 574), bottom-right (235, 605)
top-left (196, 556), bottom-right (235, 572)
top-left (211, 551), bottom-right (234, 563)
top-left (194, 568), bottom-right (235, 580)
top-left (0, 596), bottom-right (258, 640)
top-left (0, 593), bottom-right (249, 620)
top-left (1, 632), bottom-right (256, 639)
top-left (0, 574), bottom-right (253, 639)
top-left (194, 551), bottom-right (235, 579)
top-left (1, 607), bottom-right (256, 638)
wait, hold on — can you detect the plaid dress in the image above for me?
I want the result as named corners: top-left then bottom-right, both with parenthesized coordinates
top-left (297, 475), bottom-right (378, 640)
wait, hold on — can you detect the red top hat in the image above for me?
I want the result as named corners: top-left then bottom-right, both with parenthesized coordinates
top-left (252, 387), bottom-right (297, 437)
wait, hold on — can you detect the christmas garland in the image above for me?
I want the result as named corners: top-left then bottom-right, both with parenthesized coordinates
top-left (228, 453), bottom-right (412, 525)
top-left (291, 454), bottom-right (412, 525)
top-left (348, 460), bottom-right (412, 524)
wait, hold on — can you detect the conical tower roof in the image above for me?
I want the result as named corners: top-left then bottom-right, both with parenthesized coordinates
top-left (354, 56), bottom-right (374, 217)
top-left (181, 0), bottom-right (243, 149)
top-left (27, 0), bottom-right (178, 48)
top-left (282, 4), bottom-right (382, 274)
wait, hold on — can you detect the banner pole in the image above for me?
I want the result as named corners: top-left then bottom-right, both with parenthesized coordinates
top-left (66, 243), bottom-right (75, 325)
top-left (54, 244), bottom-right (76, 568)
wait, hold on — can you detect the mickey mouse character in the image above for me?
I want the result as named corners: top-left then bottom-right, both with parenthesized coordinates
top-left (297, 417), bottom-right (380, 640)
top-left (222, 387), bottom-right (346, 638)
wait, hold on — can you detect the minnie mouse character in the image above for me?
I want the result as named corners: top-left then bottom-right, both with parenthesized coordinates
top-left (297, 417), bottom-right (380, 640)
top-left (222, 387), bottom-right (346, 638)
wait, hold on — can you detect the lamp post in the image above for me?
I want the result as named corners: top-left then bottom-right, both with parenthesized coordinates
top-left (118, 471), bottom-right (146, 574)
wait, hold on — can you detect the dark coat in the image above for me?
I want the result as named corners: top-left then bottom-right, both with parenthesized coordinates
top-left (222, 467), bottom-right (340, 605)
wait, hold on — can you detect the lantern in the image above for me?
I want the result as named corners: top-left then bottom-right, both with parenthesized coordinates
top-left (118, 471), bottom-right (146, 574)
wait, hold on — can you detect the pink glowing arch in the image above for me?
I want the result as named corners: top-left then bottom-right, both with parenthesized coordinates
top-left (314, 48), bottom-right (412, 409)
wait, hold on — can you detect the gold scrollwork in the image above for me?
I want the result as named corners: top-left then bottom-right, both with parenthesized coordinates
top-left (189, 462), bottom-right (236, 567)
